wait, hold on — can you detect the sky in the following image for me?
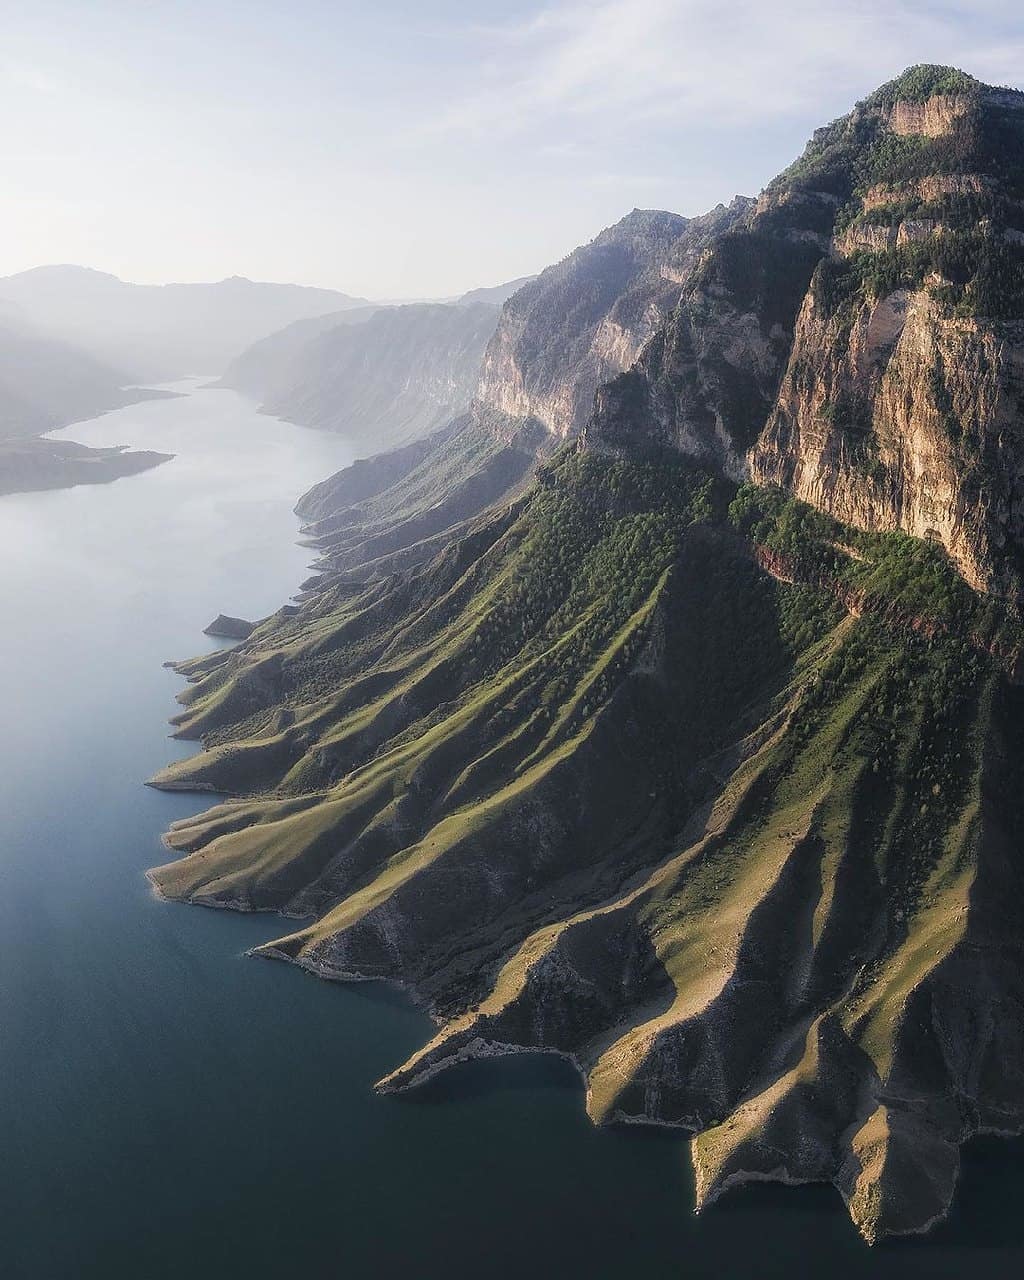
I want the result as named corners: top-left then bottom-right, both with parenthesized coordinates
top-left (2, 0), bottom-right (1023, 300)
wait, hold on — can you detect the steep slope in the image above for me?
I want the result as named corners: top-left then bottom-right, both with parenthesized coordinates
top-left (150, 447), bottom-right (1024, 1246)
top-left (477, 204), bottom-right (751, 438)
top-left (288, 203), bottom-right (751, 586)
top-left (750, 71), bottom-right (1024, 599)
top-left (0, 266), bottom-right (366, 379)
top-left (148, 67), bottom-right (1024, 1245)
top-left (219, 302), bottom-right (501, 453)
top-left (591, 67), bottom-right (1024, 598)
top-left (212, 306), bottom-right (381, 405)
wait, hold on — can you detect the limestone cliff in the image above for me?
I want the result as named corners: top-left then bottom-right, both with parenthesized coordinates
top-left (747, 72), bottom-right (1024, 598)
top-left (476, 203), bottom-right (751, 437)
top-left (280, 207), bottom-right (748, 586)
top-left (583, 66), bottom-right (1024, 600)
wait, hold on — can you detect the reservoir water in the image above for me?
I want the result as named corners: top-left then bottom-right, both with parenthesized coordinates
top-left (0, 383), bottom-right (1022, 1278)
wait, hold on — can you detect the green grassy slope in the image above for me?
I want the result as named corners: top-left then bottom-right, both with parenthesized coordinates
top-left (147, 63), bottom-right (1024, 1247)
top-left (150, 439), bottom-right (1024, 1243)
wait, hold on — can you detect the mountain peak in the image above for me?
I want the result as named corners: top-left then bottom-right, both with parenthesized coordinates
top-left (865, 64), bottom-right (982, 108)
top-left (599, 207), bottom-right (690, 241)
top-left (3, 264), bottom-right (126, 286)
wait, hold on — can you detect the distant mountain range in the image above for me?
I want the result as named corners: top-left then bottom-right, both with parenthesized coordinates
top-left (217, 298), bottom-right (509, 454)
top-left (0, 309), bottom-right (159, 441)
top-left (216, 274), bottom-right (536, 454)
top-left (0, 267), bottom-right (370, 492)
top-left (0, 266), bottom-right (368, 382)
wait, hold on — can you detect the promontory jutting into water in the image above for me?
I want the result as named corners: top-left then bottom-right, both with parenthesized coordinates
top-left (0, 381), bottom-right (1020, 1278)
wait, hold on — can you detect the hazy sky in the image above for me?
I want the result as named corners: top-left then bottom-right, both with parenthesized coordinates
top-left (3, 0), bottom-right (1023, 299)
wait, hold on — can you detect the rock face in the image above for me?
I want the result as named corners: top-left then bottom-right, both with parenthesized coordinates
top-left (212, 306), bottom-right (382, 406)
top-left (476, 204), bottom-right (751, 437)
top-left (585, 66), bottom-right (1024, 598)
top-left (149, 66), bottom-right (1024, 1245)
top-left (751, 282), bottom-right (1020, 594)
top-left (745, 74), bottom-right (1024, 598)
top-left (220, 302), bottom-right (502, 453)
top-left (278, 210), bottom-right (741, 586)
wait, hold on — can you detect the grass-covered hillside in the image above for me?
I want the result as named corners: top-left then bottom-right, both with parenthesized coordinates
top-left (150, 437), bottom-right (1024, 1244)
top-left (148, 64), bottom-right (1024, 1247)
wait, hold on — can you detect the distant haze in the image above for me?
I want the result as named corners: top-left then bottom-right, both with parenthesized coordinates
top-left (3, 2), bottom-right (1024, 297)
top-left (0, 267), bottom-right (365, 380)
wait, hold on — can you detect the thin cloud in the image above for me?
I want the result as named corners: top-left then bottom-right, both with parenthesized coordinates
top-left (423, 0), bottom-right (1024, 141)
top-left (0, 58), bottom-right (61, 95)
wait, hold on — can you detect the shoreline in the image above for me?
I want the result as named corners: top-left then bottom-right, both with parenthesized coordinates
top-left (0, 436), bottom-right (173, 498)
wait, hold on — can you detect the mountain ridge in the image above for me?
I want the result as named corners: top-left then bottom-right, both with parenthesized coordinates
top-left (217, 300), bottom-right (504, 454)
top-left (147, 66), bottom-right (1024, 1244)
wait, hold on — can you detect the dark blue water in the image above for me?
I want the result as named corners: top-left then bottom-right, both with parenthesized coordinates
top-left (0, 384), bottom-right (1022, 1279)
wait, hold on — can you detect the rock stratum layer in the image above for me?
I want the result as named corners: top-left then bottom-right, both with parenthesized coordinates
top-left (150, 67), bottom-right (1024, 1244)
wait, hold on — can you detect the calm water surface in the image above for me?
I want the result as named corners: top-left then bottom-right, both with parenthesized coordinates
top-left (0, 384), bottom-right (1022, 1278)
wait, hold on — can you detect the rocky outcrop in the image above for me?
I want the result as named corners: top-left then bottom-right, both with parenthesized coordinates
top-left (203, 615), bottom-right (255, 641)
top-left (476, 203), bottom-right (751, 438)
top-left (583, 188), bottom-right (832, 477)
top-left (751, 281), bottom-right (1024, 594)
top-left (280, 207), bottom-right (749, 585)
top-left (742, 75), bottom-right (1024, 598)
top-left (888, 93), bottom-right (972, 138)
top-left (588, 67), bottom-right (1024, 599)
